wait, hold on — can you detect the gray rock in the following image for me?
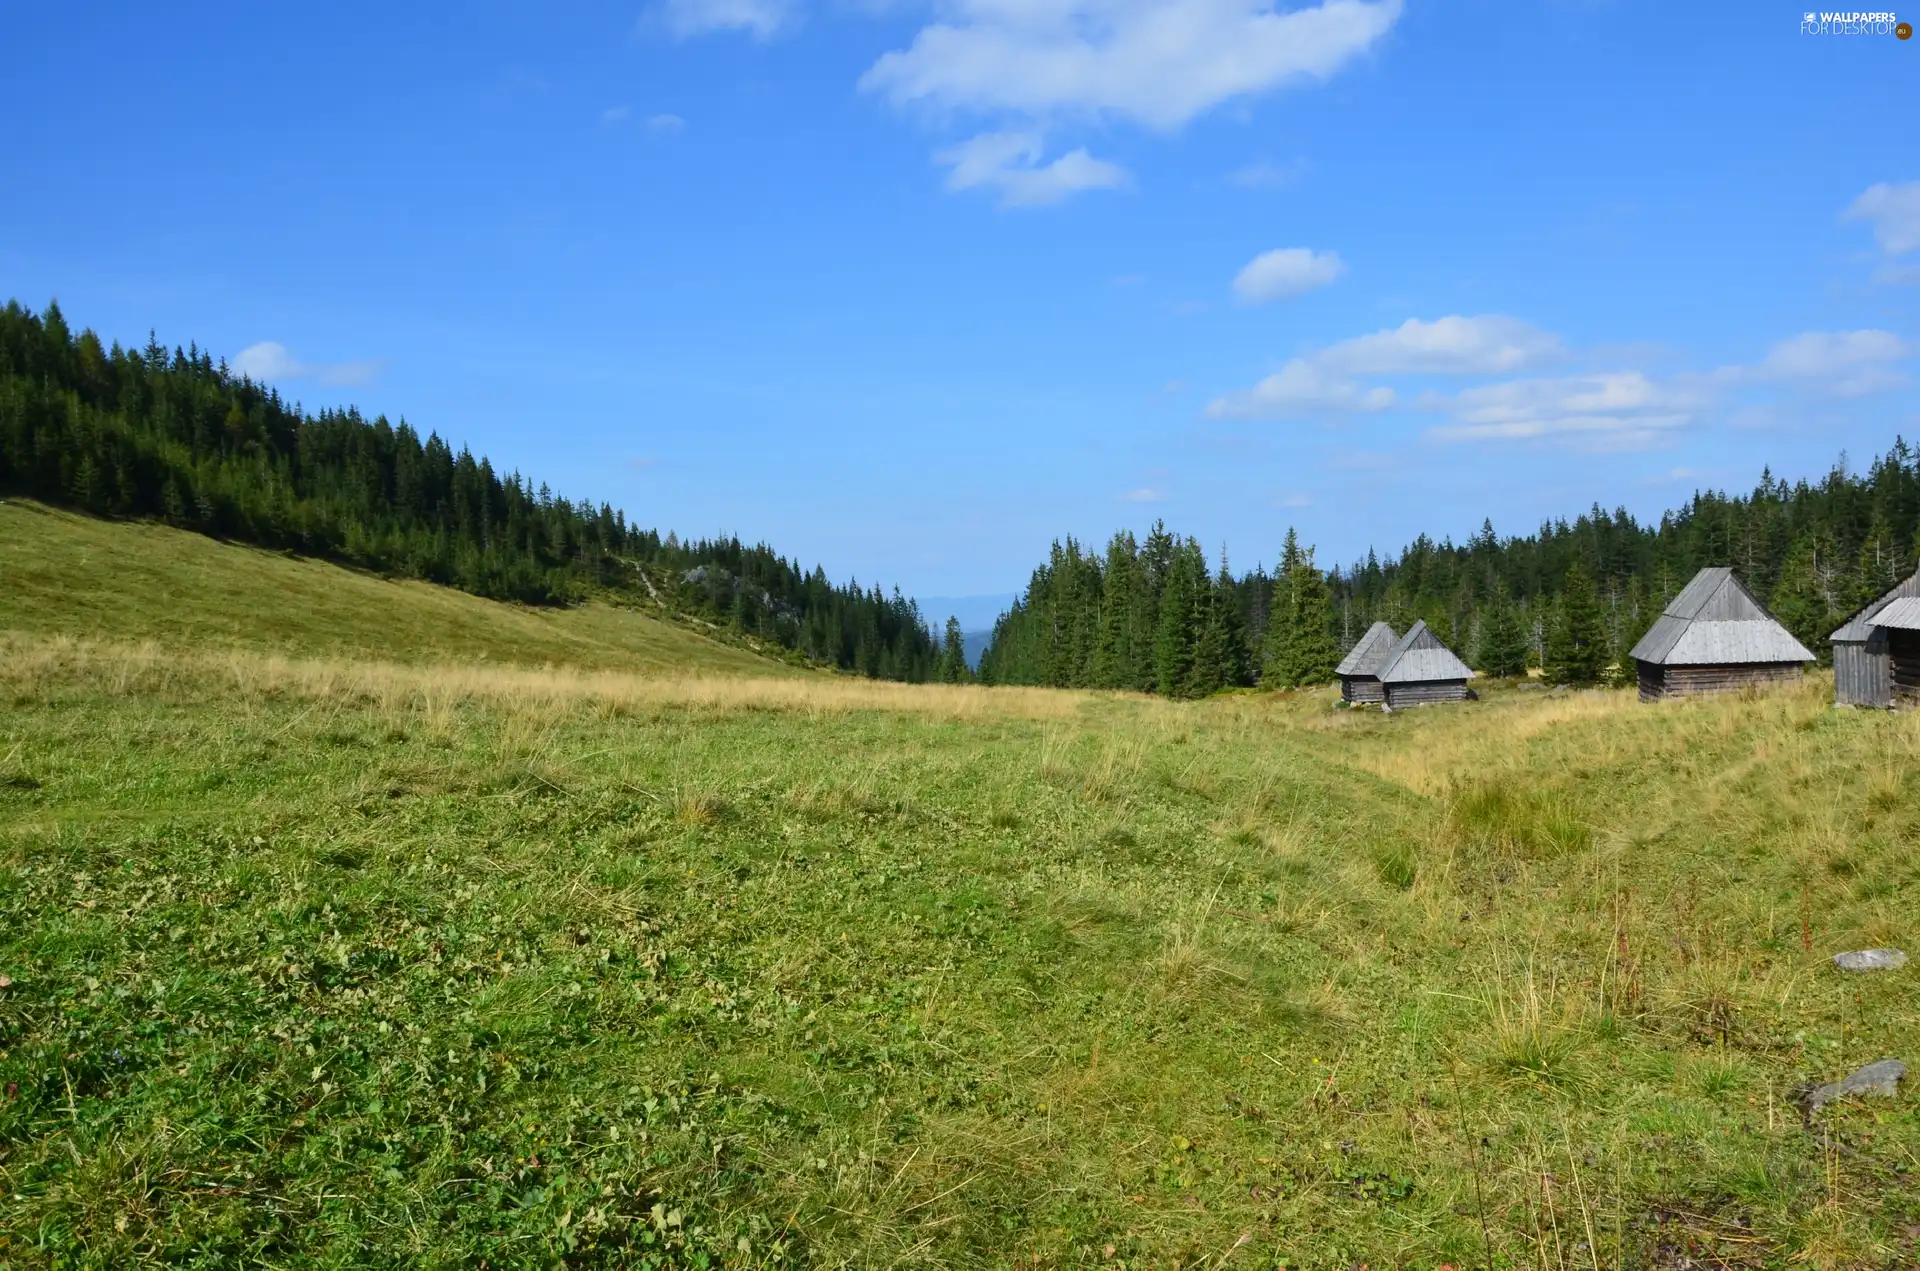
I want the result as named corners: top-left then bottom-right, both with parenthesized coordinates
top-left (1833, 948), bottom-right (1908, 972)
top-left (1808, 1059), bottom-right (1906, 1112)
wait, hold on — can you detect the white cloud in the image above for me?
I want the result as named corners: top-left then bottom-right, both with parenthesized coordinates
top-left (1207, 314), bottom-right (1559, 420)
top-left (601, 105), bottom-right (632, 124)
top-left (646, 113), bottom-right (687, 134)
top-left (1427, 371), bottom-right (1700, 449)
top-left (231, 341), bottom-right (379, 389)
top-left (937, 131), bottom-right (1130, 207)
top-left (1232, 247), bottom-right (1343, 303)
top-left (861, 0), bottom-right (1401, 131)
top-left (1206, 358), bottom-right (1395, 419)
top-left (657, 0), bottom-right (793, 39)
top-left (1273, 491), bottom-right (1313, 508)
top-left (1121, 486), bottom-right (1165, 502)
top-left (1845, 181), bottom-right (1920, 256)
top-left (1753, 329), bottom-right (1910, 395)
top-left (1317, 314), bottom-right (1562, 375)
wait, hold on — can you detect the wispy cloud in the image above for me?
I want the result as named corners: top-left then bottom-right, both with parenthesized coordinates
top-left (857, 0), bottom-right (1399, 198)
top-left (646, 113), bottom-right (686, 135)
top-left (1746, 329), bottom-right (1911, 396)
top-left (1426, 371), bottom-right (1702, 450)
top-left (1232, 247), bottom-right (1344, 304)
top-left (1208, 359), bottom-right (1395, 420)
top-left (1207, 315), bottom-right (1560, 420)
top-left (936, 131), bottom-right (1130, 207)
top-left (1316, 315), bottom-right (1563, 376)
top-left (1845, 181), bottom-right (1920, 256)
top-left (232, 341), bottom-right (379, 389)
top-left (601, 105), bottom-right (632, 125)
top-left (1273, 491), bottom-right (1313, 508)
top-left (655, 0), bottom-right (793, 39)
top-left (1120, 487), bottom-right (1165, 502)
top-left (861, 0), bottom-right (1402, 131)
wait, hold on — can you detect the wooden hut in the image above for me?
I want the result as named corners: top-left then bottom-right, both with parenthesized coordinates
top-left (1831, 568), bottom-right (1920, 708)
top-left (1376, 619), bottom-right (1476, 708)
top-left (1334, 621), bottom-right (1398, 703)
top-left (1628, 567), bottom-right (1814, 701)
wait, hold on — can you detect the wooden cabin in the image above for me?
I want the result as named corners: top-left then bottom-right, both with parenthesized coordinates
top-left (1376, 620), bottom-right (1475, 708)
top-left (1832, 568), bottom-right (1920, 708)
top-left (1334, 621), bottom-right (1398, 703)
top-left (1628, 567), bottom-right (1814, 701)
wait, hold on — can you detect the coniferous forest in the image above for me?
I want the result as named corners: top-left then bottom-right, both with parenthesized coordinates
top-left (0, 301), bottom-right (938, 680)
top-left (980, 444), bottom-right (1920, 695)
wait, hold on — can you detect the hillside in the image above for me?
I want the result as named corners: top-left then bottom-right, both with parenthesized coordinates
top-left (0, 300), bottom-right (940, 680)
top-left (3, 611), bottom-right (1916, 1265)
top-left (0, 499), bottom-right (794, 677)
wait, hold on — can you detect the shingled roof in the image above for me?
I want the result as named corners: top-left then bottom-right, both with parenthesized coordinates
top-left (1832, 568), bottom-right (1920, 642)
top-left (1628, 567), bottom-right (1814, 666)
top-left (1868, 596), bottom-right (1920, 631)
top-left (1377, 619), bottom-right (1474, 684)
top-left (1335, 621), bottom-right (1399, 677)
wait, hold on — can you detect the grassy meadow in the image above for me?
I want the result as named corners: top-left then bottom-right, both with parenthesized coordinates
top-left (4, 509), bottom-right (1920, 1268)
top-left (0, 500), bottom-right (789, 677)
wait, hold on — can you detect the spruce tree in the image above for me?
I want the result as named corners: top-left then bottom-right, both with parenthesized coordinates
top-left (1154, 540), bottom-right (1204, 697)
top-left (1544, 562), bottom-right (1607, 685)
top-left (1285, 546), bottom-right (1339, 687)
top-left (937, 616), bottom-right (970, 683)
top-left (1091, 532), bottom-right (1138, 689)
top-left (1478, 590), bottom-right (1529, 678)
top-left (1770, 534), bottom-right (1833, 660)
top-left (1260, 529), bottom-right (1305, 686)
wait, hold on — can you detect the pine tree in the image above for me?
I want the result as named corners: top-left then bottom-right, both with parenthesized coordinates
top-left (1184, 553), bottom-right (1251, 697)
top-left (937, 616), bottom-right (971, 683)
top-left (1286, 545), bottom-right (1338, 687)
top-left (1770, 534), bottom-right (1833, 661)
top-left (1260, 529), bottom-right (1305, 686)
top-left (1155, 539), bottom-right (1205, 697)
top-left (1478, 590), bottom-right (1529, 678)
top-left (1091, 532), bottom-right (1138, 689)
top-left (1544, 561), bottom-right (1607, 685)
top-left (1260, 530), bottom-right (1337, 687)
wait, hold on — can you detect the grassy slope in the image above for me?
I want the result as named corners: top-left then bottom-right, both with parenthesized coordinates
top-left (1, 520), bottom-right (1918, 1268)
top-left (0, 499), bottom-right (791, 677)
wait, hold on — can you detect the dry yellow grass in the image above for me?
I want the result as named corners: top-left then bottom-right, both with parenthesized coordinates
top-left (0, 631), bottom-right (1108, 722)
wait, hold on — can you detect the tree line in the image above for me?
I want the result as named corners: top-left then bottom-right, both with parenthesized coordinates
top-left (0, 300), bottom-right (938, 680)
top-left (981, 440), bottom-right (1920, 693)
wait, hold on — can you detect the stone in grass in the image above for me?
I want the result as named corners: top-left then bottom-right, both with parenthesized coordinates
top-left (1832, 948), bottom-right (1908, 972)
top-left (1807, 1059), bottom-right (1906, 1113)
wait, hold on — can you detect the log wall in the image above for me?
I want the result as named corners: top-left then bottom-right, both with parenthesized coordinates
top-left (1383, 679), bottom-right (1470, 708)
top-left (1637, 661), bottom-right (1806, 700)
top-left (1341, 676), bottom-right (1384, 704)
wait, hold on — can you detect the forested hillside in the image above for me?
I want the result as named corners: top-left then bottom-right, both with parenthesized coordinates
top-left (981, 441), bottom-right (1920, 694)
top-left (0, 301), bottom-right (937, 680)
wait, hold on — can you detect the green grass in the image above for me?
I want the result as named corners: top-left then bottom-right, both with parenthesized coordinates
top-left (0, 500), bottom-right (791, 677)
top-left (3, 509), bottom-right (1920, 1268)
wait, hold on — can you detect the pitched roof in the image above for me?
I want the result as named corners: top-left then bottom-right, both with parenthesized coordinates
top-left (1867, 596), bottom-right (1920, 631)
top-left (1377, 619), bottom-right (1475, 683)
top-left (1628, 567), bottom-right (1814, 666)
top-left (1335, 621), bottom-right (1399, 678)
top-left (1832, 568), bottom-right (1920, 642)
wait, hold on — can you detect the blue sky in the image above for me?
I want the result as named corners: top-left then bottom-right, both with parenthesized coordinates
top-left (4, 2), bottom-right (1917, 615)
